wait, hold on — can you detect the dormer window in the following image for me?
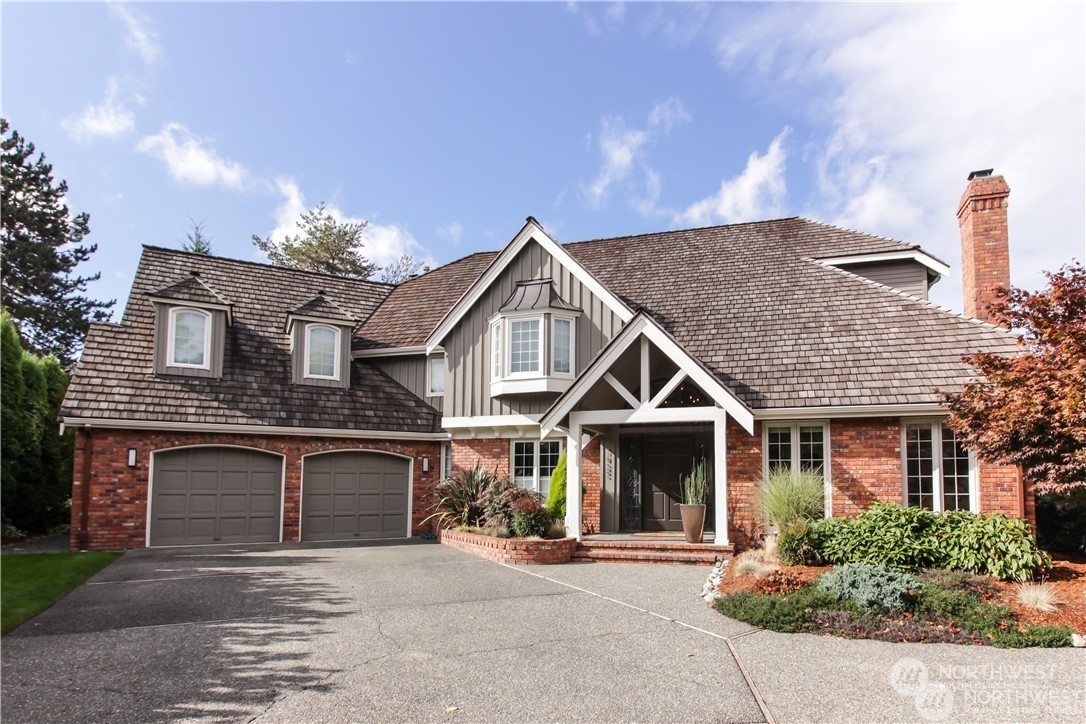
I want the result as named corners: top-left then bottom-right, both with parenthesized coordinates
top-left (286, 292), bottom-right (357, 389)
top-left (168, 308), bottom-right (211, 368)
top-left (149, 273), bottom-right (231, 379)
top-left (305, 325), bottom-right (340, 380)
top-left (489, 280), bottom-right (581, 396)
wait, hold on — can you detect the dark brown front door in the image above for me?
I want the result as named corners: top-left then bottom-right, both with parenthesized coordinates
top-left (620, 432), bottom-right (713, 532)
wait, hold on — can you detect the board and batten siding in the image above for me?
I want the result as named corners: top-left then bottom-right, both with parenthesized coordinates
top-left (440, 239), bottom-right (624, 418)
top-left (372, 355), bottom-right (443, 407)
top-left (152, 303), bottom-right (227, 378)
top-left (838, 260), bottom-right (930, 299)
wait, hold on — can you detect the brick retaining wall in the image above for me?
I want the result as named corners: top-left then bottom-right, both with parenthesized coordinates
top-left (439, 529), bottom-right (576, 565)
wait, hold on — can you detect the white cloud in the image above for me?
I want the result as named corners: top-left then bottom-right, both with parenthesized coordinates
top-left (436, 221), bottom-right (463, 245)
top-left (109, 2), bottom-right (161, 65)
top-left (584, 97), bottom-right (690, 211)
top-left (714, 3), bottom-right (1085, 309)
top-left (677, 128), bottom-right (790, 226)
top-left (267, 179), bottom-right (436, 273)
top-left (62, 78), bottom-right (135, 142)
top-left (566, 1), bottom-right (627, 36)
top-left (136, 123), bottom-right (247, 190)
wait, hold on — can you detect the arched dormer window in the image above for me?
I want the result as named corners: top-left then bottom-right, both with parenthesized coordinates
top-left (305, 324), bottom-right (341, 380)
top-left (167, 307), bottom-right (211, 369)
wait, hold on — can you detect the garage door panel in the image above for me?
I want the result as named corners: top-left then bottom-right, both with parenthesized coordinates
top-left (302, 452), bottom-right (410, 542)
top-left (150, 448), bottom-right (282, 547)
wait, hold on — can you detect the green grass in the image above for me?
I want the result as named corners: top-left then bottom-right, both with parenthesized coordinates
top-left (1, 552), bottom-right (122, 634)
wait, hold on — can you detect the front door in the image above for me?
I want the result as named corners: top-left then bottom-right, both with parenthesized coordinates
top-left (620, 432), bottom-right (712, 532)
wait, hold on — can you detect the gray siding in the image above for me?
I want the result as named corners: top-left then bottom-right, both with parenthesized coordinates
top-left (153, 303), bottom-right (225, 378)
top-left (290, 322), bottom-right (352, 389)
top-left (373, 354), bottom-right (443, 406)
top-left (839, 260), bottom-right (929, 299)
top-left (441, 239), bottom-right (625, 418)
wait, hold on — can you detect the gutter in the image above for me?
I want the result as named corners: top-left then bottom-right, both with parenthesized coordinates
top-left (60, 416), bottom-right (450, 441)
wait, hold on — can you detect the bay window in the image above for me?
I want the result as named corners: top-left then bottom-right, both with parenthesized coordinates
top-left (489, 311), bottom-right (577, 395)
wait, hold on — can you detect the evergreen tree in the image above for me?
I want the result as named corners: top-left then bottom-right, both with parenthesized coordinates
top-left (379, 254), bottom-right (427, 284)
top-left (180, 217), bottom-right (214, 255)
top-left (1, 118), bottom-right (114, 365)
top-left (252, 203), bottom-right (376, 278)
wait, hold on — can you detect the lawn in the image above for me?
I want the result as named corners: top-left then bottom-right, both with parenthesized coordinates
top-left (1, 552), bottom-right (122, 634)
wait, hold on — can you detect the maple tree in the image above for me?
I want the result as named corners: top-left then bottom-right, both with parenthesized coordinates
top-left (943, 261), bottom-right (1086, 494)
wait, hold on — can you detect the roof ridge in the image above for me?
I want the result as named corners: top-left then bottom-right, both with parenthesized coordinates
top-left (560, 216), bottom-right (803, 248)
top-left (812, 260), bottom-right (1019, 337)
top-left (796, 217), bottom-right (917, 251)
top-left (141, 245), bottom-right (397, 287)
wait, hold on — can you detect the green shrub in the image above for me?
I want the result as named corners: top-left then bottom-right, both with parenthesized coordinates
top-left (816, 503), bottom-right (942, 570)
top-left (425, 465), bottom-right (502, 529)
top-left (913, 581), bottom-right (1073, 648)
top-left (482, 476), bottom-right (526, 530)
top-left (715, 588), bottom-right (855, 633)
top-left (1036, 490), bottom-right (1086, 554)
top-left (757, 467), bottom-right (824, 530)
top-left (777, 519), bottom-right (824, 566)
top-left (811, 504), bottom-right (1049, 580)
top-left (991, 625), bottom-right (1073, 649)
top-left (511, 495), bottom-right (550, 538)
top-left (919, 569), bottom-right (998, 599)
top-left (818, 563), bottom-right (922, 612)
top-left (544, 450), bottom-right (568, 519)
top-left (937, 510), bottom-right (1051, 581)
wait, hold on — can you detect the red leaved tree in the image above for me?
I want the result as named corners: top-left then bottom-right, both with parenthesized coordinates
top-left (943, 261), bottom-right (1086, 495)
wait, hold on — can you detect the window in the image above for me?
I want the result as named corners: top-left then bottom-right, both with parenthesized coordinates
top-left (168, 308), bottom-right (210, 368)
top-left (509, 318), bottom-right (541, 374)
top-left (428, 356), bottom-right (445, 396)
top-left (490, 319), bottom-right (502, 382)
top-left (552, 317), bottom-right (572, 375)
top-left (764, 422), bottom-right (830, 517)
top-left (511, 440), bottom-right (563, 497)
top-left (305, 325), bottom-right (340, 379)
top-left (904, 421), bottom-right (975, 512)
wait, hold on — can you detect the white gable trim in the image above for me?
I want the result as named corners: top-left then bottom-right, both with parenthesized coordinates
top-left (815, 250), bottom-right (950, 278)
top-left (539, 313), bottom-right (755, 436)
top-left (424, 218), bottom-right (633, 353)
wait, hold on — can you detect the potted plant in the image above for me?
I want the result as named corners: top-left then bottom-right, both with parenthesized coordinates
top-left (679, 457), bottom-right (708, 543)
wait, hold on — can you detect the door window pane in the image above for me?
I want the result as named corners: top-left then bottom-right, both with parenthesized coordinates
top-left (941, 427), bottom-right (971, 511)
top-left (767, 427), bottom-right (792, 473)
top-left (905, 424), bottom-right (935, 509)
top-left (513, 441), bottom-right (535, 490)
top-left (799, 426), bottom-right (825, 475)
top-left (538, 441), bottom-right (561, 497)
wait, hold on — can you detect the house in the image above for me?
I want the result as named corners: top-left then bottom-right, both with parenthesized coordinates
top-left (62, 171), bottom-right (1026, 552)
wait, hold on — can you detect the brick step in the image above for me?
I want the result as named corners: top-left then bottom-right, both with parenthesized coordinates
top-left (577, 540), bottom-right (730, 552)
top-left (572, 547), bottom-right (726, 565)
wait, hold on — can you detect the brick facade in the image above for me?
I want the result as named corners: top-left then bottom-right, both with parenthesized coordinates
top-left (70, 428), bottom-right (442, 551)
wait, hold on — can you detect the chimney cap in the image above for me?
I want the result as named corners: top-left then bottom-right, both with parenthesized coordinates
top-left (967, 169), bottom-right (994, 181)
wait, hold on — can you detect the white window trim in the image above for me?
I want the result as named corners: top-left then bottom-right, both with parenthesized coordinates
top-left (303, 324), bottom-right (341, 381)
top-left (166, 307), bottom-right (212, 370)
top-left (489, 309), bottom-right (578, 396)
top-left (550, 314), bottom-right (576, 378)
top-left (505, 314), bottom-right (544, 378)
top-left (427, 355), bottom-right (446, 397)
top-left (510, 438), bottom-right (564, 495)
top-left (762, 420), bottom-right (832, 518)
top-left (900, 418), bottom-right (979, 514)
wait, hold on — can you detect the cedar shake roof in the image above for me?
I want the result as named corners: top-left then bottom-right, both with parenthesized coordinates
top-left (356, 251), bottom-right (498, 349)
top-left (288, 294), bottom-right (359, 323)
top-left (562, 218), bottom-right (1019, 409)
top-left (148, 274), bottom-right (232, 308)
top-left (64, 246), bottom-right (439, 432)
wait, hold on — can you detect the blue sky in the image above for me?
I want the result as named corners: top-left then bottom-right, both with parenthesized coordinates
top-left (3, 2), bottom-right (1083, 318)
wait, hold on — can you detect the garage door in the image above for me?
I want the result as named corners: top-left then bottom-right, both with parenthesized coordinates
top-left (301, 452), bottom-right (410, 541)
top-left (150, 447), bottom-right (282, 546)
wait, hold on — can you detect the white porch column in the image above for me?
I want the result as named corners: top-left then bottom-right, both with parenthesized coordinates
top-left (564, 418), bottom-right (583, 541)
top-left (713, 410), bottom-right (730, 545)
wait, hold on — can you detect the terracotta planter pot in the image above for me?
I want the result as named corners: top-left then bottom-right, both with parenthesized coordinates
top-left (679, 504), bottom-right (706, 544)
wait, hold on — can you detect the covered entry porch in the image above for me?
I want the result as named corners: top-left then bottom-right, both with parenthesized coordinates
top-left (540, 312), bottom-right (754, 546)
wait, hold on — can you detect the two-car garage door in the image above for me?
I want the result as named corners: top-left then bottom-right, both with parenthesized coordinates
top-left (149, 447), bottom-right (411, 546)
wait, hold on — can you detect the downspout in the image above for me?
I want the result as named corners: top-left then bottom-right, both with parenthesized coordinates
top-left (77, 426), bottom-right (93, 550)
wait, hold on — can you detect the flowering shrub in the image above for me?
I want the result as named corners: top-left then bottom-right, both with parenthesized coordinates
top-left (511, 496), bottom-right (550, 538)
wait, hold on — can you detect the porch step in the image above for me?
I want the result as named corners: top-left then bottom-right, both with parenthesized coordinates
top-left (573, 540), bottom-right (732, 565)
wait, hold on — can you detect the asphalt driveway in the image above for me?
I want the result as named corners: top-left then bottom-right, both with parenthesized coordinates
top-left (2, 543), bottom-right (1083, 723)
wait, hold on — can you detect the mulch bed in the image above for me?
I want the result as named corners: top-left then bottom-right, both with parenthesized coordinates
top-left (717, 555), bottom-right (1086, 635)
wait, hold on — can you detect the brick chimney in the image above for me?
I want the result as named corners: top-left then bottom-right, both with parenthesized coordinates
top-left (957, 169), bottom-right (1010, 323)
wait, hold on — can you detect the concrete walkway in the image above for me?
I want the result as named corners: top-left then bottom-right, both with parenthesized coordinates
top-left (2, 543), bottom-right (1082, 723)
